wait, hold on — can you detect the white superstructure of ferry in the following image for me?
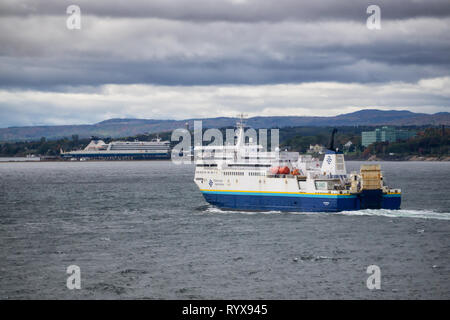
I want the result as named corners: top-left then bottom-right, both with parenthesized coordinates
top-left (193, 118), bottom-right (401, 212)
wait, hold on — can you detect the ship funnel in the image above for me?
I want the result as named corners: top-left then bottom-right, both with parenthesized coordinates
top-left (328, 128), bottom-right (337, 152)
top-left (321, 129), bottom-right (347, 176)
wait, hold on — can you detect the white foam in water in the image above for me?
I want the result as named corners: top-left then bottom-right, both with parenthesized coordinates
top-left (204, 206), bottom-right (450, 220)
top-left (204, 206), bottom-right (282, 215)
top-left (338, 209), bottom-right (450, 220)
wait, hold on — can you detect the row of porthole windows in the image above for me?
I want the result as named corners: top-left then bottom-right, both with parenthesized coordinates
top-left (224, 171), bottom-right (244, 176)
top-left (249, 172), bottom-right (265, 176)
top-left (197, 171), bottom-right (216, 174)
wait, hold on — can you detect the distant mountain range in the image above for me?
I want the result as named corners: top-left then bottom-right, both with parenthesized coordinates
top-left (1, 109), bottom-right (449, 142)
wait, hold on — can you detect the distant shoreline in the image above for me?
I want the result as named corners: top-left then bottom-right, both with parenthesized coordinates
top-left (345, 155), bottom-right (450, 161)
top-left (0, 157), bottom-right (449, 163)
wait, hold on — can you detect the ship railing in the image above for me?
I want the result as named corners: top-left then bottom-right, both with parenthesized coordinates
top-left (309, 190), bottom-right (350, 195)
top-left (266, 174), bottom-right (297, 179)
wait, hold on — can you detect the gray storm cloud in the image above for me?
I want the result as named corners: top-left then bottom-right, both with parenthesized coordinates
top-left (1, 78), bottom-right (449, 127)
top-left (0, 0), bottom-right (449, 127)
top-left (1, 0), bottom-right (450, 21)
top-left (1, 16), bottom-right (449, 87)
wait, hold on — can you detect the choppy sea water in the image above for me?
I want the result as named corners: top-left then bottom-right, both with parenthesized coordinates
top-left (0, 161), bottom-right (449, 299)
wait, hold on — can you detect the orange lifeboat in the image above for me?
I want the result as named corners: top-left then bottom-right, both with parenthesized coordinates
top-left (270, 166), bottom-right (279, 174)
top-left (291, 168), bottom-right (300, 175)
top-left (278, 166), bottom-right (290, 174)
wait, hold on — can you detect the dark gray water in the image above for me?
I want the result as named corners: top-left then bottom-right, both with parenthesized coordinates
top-left (0, 161), bottom-right (449, 299)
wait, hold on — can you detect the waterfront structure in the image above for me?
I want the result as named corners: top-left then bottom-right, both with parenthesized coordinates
top-left (307, 144), bottom-right (325, 154)
top-left (361, 126), bottom-right (416, 147)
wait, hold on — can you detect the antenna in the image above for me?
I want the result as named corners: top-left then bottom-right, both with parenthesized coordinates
top-left (236, 113), bottom-right (248, 128)
top-left (234, 113), bottom-right (248, 147)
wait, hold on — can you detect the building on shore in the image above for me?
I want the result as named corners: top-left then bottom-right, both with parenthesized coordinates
top-left (343, 140), bottom-right (353, 149)
top-left (361, 126), bottom-right (416, 147)
top-left (307, 144), bottom-right (325, 154)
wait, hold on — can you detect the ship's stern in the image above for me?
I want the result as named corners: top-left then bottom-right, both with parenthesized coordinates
top-left (357, 165), bottom-right (401, 210)
top-left (381, 191), bottom-right (402, 209)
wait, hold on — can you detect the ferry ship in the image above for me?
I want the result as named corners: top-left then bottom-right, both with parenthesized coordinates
top-left (62, 137), bottom-right (171, 160)
top-left (194, 119), bottom-right (401, 212)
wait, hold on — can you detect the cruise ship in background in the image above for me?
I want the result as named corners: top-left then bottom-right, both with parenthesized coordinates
top-left (61, 137), bottom-right (171, 160)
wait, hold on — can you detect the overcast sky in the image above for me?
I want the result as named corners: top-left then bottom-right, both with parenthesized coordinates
top-left (0, 0), bottom-right (449, 127)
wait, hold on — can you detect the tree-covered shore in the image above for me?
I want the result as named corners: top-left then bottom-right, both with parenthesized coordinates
top-left (0, 126), bottom-right (448, 161)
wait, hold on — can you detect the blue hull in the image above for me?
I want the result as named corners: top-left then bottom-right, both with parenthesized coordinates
top-left (201, 190), bottom-right (401, 212)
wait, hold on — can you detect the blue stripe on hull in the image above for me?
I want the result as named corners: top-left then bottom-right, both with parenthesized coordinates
top-left (201, 192), bottom-right (401, 212)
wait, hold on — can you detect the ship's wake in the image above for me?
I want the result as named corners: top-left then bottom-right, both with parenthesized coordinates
top-left (201, 206), bottom-right (283, 215)
top-left (201, 206), bottom-right (450, 220)
top-left (337, 209), bottom-right (450, 220)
